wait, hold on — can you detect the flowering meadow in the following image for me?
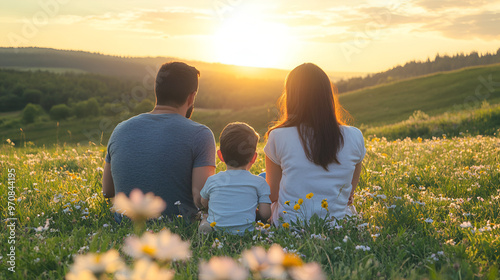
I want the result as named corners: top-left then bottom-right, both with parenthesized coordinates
top-left (1, 134), bottom-right (499, 279)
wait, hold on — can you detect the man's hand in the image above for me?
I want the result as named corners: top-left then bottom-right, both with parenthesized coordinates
top-left (102, 162), bottom-right (115, 198)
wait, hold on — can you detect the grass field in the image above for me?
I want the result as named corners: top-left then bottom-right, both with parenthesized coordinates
top-left (339, 64), bottom-right (500, 126)
top-left (1, 135), bottom-right (499, 279)
top-left (364, 102), bottom-right (500, 140)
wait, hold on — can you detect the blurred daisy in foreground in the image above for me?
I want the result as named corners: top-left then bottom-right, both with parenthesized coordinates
top-left (289, 262), bottom-right (326, 280)
top-left (112, 189), bottom-right (166, 222)
top-left (123, 229), bottom-right (190, 262)
top-left (199, 256), bottom-right (248, 280)
top-left (115, 259), bottom-right (174, 280)
top-left (460, 221), bottom-right (473, 228)
top-left (242, 244), bottom-right (326, 280)
top-left (66, 249), bottom-right (124, 280)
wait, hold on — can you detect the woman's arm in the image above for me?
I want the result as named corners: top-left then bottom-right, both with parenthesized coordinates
top-left (266, 156), bottom-right (282, 203)
top-left (348, 162), bottom-right (363, 205)
top-left (102, 162), bottom-right (115, 198)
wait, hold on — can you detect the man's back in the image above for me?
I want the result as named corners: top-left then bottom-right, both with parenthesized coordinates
top-left (106, 113), bottom-right (216, 219)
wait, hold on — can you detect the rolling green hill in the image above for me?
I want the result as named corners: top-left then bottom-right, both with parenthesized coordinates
top-left (1, 64), bottom-right (499, 146)
top-left (339, 64), bottom-right (500, 126)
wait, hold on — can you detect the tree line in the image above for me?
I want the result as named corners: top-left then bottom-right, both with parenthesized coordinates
top-left (336, 48), bottom-right (500, 93)
top-left (0, 69), bottom-right (283, 123)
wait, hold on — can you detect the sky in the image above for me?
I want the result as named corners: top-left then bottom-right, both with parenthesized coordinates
top-left (1, 0), bottom-right (500, 73)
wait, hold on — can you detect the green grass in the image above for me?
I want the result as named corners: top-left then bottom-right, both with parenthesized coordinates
top-left (339, 64), bottom-right (500, 126)
top-left (364, 102), bottom-right (500, 140)
top-left (1, 136), bottom-right (499, 279)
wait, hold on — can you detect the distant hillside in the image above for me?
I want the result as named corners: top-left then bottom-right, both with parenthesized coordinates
top-left (0, 47), bottom-right (371, 112)
top-left (339, 64), bottom-right (500, 126)
top-left (0, 47), bottom-right (363, 81)
top-left (336, 48), bottom-right (500, 94)
top-left (1, 64), bottom-right (499, 146)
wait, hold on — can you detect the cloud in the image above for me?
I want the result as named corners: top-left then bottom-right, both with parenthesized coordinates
top-left (280, 2), bottom-right (500, 43)
top-left (422, 12), bottom-right (500, 40)
top-left (415, 0), bottom-right (490, 11)
top-left (134, 9), bottom-right (216, 36)
top-left (49, 7), bottom-right (216, 38)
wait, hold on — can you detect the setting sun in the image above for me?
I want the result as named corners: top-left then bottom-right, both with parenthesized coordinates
top-left (212, 15), bottom-right (294, 68)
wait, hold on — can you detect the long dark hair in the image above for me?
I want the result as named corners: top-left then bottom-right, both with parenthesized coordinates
top-left (267, 63), bottom-right (348, 170)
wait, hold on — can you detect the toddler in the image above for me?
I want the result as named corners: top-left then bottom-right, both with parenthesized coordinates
top-left (199, 122), bottom-right (271, 234)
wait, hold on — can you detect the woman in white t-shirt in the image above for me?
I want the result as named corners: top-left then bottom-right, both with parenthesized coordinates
top-left (264, 63), bottom-right (366, 226)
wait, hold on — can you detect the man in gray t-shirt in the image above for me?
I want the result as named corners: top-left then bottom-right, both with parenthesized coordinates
top-left (102, 62), bottom-right (216, 221)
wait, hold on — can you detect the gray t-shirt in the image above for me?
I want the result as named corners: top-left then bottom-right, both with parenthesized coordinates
top-left (105, 113), bottom-right (216, 219)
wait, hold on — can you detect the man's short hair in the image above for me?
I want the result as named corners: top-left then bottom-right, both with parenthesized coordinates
top-left (220, 122), bottom-right (260, 168)
top-left (155, 62), bottom-right (200, 107)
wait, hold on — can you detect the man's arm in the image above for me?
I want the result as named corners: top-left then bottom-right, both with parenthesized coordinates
top-left (266, 156), bottom-right (282, 203)
top-left (192, 166), bottom-right (215, 209)
top-left (348, 162), bottom-right (363, 205)
top-left (102, 162), bottom-right (115, 198)
top-left (201, 197), bottom-right (209, 209)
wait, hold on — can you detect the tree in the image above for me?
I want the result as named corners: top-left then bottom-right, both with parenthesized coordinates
top-left (73, 98), bottom-right (101, 118)
top-left (73, 100), bottom-right (88, 118)
top-left (0, 94), bottom-right (23, 111)
top-left (22, 103), bottom-right (43, 123)
top-left (49, 104), bottom-right (72, 121)
top-left (23, 89), bottom-right (42, 104)
top-left (133, 99), bottom-right (154, 114)
top-left (86, 98), bottom-right (100, 116)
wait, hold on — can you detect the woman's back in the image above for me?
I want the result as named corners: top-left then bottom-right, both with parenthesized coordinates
top-left (264, 125), bottom-right (365, 225)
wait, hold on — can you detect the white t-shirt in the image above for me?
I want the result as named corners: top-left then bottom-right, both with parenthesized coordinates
top-left (200, 170), bottom-right (272, 234)
top-left (264, 125), bottom-right (366, 225)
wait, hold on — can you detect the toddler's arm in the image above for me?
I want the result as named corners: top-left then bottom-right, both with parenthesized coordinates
top-left (258, 203), bottom-right (271, 222)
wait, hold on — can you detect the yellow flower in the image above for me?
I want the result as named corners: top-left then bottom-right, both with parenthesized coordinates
top-left (282, 253), bottom-right (303, 268)
top-left (417, 137), bottom-right (422, 143)
top-left (321, 199), bottom-right (328, 210)
top-left (282, 211), bottom-right (287, 214)
top-left (282, 223), bottom-right (289, 229)
top-left (306, 193), bottom-right (314, 199)
top-left (284, 200), bottom-right (290, 206)
top-left (141, 245), bottom-right (156, 257)
top-left (298, 199), bottom-right (303, 205)
top-left (293, 204), bottom-right (301, 211)
top-left (210, 222), bottom-right (217, 227)
top-left (257, 222), bottom-right (265, 227)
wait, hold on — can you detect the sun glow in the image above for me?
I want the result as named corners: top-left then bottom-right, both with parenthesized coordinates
top-left (213, 15), bottom-right (294, 68)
